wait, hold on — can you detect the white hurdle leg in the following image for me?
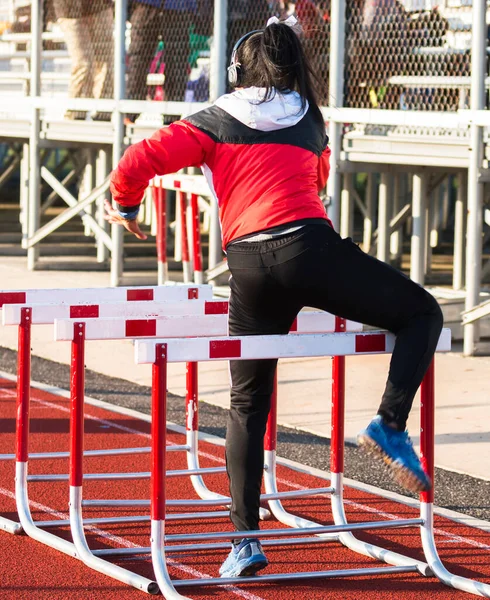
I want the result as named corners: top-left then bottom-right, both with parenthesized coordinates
top-left (15, 307), bottom-right (78, 555)
top-left (184, 362), bottom-right (272, 520)
top-left (151, 344), bottom-right (191, 600)
top-left (419, 362), bottom-right (490, 597)
top-left (329, 333), bottom-right (431, 575)
top-left (69, 322), bottom-right (159, 594)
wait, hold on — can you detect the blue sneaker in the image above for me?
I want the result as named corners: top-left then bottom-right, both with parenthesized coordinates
top-left (219, 538), bottom-right (268, 578)
top-left (357, 415), bottom-right (431, 493)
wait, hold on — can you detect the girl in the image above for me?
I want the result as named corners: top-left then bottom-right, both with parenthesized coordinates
top-left (106, 17), bottom-right (443, 578)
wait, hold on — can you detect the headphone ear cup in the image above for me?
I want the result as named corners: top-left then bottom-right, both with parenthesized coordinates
top-left (228, 63), bottom-right (239, 87)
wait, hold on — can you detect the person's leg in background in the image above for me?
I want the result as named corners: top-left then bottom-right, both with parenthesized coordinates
top-left (220, 241), bottom-right (302, 577)
top-left (57, 14), bottom-right (94, 119)
top-left (89, 6), bottom-right (115, 121)
top-left (126, 3), bottom-right (163, 122)
top-left (161, 10), bottom-right (192, 104)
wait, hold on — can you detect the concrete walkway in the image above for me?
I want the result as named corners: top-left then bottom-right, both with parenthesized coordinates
top-left (1, 257), bottom-right (489, 480)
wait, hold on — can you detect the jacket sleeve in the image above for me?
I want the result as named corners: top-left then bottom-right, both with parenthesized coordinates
top-left (317, 145), bottom-right (331, 192)
top-left (110, 120), bottom-right (214, 207)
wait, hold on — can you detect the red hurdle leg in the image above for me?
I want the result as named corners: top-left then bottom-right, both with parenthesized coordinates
top-left (153, 181), bottom-right (168, 285)
top-left (179, 191), bottom-right (192, 283)
top-left (420, 359), bottom-right (435, 505)
top-left (68, 323), bottom-right (158, 593)
top-left (329, 317), bottom-right (430, 573)
top-left (262, 371), bottom-right (328, 526)
top-left (419, 358), bottom-right (490, 594)
top-left (190, 193), bottom-right (204, 284)
top-left (14, 308), bottom-right (79, 553)
top-left (151, 344), bottom-right (189, 599)
top-left (16, 307), bottom-right (31, 466)
top-left (330, 317), bottom-right (346, 478)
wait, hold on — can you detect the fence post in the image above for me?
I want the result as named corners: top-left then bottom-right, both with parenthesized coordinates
top-left (464, 0), bottom-right (486, 356)
top-left (411, 173), bottom-right (427, 285)
top-left (110, 0), bottom-right (127, 287)
top-left (453, 171), bottom-right (467, 291)
top-left (207, 0), bottom-right (228, 271)
top-left (27, 0), bottom-right (43, 270)
top-left (377, 173), bottom-right (391, 264)
top-left (327, 0), bottom-right (346, 232)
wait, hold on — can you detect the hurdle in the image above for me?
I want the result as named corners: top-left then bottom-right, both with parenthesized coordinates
top-left (0, 284), bottom-right (212, 538)
top-left (52, 309), bottom-right (367, 588)
top-left (151, 174), bottom-right (210, 285)
top-left (126, 328), bottom-right (487, 599)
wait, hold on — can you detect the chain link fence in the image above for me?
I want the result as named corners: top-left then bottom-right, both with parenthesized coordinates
top-left (344, 0), bottom-right (474, 111)
top-left (0, 1), bottom-right (483, 113)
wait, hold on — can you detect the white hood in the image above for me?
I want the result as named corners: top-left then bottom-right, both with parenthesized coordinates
top-left (215, 87), bottom-right (309, 132)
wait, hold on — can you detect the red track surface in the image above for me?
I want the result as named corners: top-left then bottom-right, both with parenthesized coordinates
top-left (1, 377), bottom-right (489, 599)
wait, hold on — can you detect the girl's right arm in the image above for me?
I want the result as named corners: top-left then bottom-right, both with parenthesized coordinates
top-left (110, 120), bottom-right (214, 211)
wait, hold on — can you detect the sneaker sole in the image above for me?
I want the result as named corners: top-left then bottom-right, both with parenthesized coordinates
top-left (238, 559), bottom-right (269, 577)
top-left (221, 558), bottom-right (269, 578)
top-left (357, 433), bottom-right (431, 494)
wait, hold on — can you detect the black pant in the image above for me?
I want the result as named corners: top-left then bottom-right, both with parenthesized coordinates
top-left (225, 222), bottom-right (443, 532)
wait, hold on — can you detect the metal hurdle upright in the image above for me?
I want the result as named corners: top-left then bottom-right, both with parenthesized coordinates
top-left (151, 174), bottom-right (209, 285)
top-left (0, 284), bottom-right (212, 540)
top-left (130, 328), bottom-right (468, 599)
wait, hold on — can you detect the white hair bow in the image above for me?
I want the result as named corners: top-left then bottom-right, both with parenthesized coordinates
top-left (266, 15), bottom-right (299, 28)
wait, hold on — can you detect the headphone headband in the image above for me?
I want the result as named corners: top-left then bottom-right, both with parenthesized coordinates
top-left (228, 29), bottom-right (263, 87)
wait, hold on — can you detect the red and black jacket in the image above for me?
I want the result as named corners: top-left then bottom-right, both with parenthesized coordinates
top-left (110, 89), bottom-right (332, 248)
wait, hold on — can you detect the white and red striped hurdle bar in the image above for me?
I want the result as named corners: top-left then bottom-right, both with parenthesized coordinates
top-left (0, 285), bottom-right (212, 537)
top-left (0, 284), bottom-right (212, 309)
top-left (53, 310), bottom-right (362, 341)
top-left (151, 175), bottom-right (209, 285)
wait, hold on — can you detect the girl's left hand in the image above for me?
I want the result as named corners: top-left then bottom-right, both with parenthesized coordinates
top-left (103, 199), bottom-right (148, 240)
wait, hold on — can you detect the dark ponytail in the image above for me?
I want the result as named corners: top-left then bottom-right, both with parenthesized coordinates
top-left (236, 22), bottom-right (320, 111)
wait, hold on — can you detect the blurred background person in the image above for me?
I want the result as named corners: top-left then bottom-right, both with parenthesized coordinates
top-left (51, 0), bottom-right (114, 120)
top-left (345, 0), bottom-right (411, 109)
top-left (126, 0), bottom-right (195, 123)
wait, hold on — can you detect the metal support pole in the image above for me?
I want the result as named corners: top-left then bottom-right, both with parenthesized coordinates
top-left (327, 0), bottom-right (346, 232)
top-left (411, 173), bottom-right (427, 285)
top-left (340, 173), bottom-right (353, 239)
top-left (82, 150), bottom-right (96, 237)
top-left (110, 0), bottom-right (127, 286)
top-left (97, 149), bottom-right (110, 263)
top-left (390, 174), bottom-right (402, 261)
top-left (453, 171), bottom-right (467, 290)
top-left (377, 173), bottom-right (391, 263)
top-left (464, 0), bottom-right (486, 355)
top-left (426, 190), bottom-right (434, 276)
top-left (363, 173), bottom-right (376, 253)
top-left (210, 0), bottom-right (227, 102)
top-left (27, 0), bottom-right (43, 270)
top-left (20, 142), bottom-right (29, 239)
top-left (207, 0), bottom-right (227, 269)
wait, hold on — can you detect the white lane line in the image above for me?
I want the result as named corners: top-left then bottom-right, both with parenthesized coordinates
top-left (0, 486), bottom-right (265, 600)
